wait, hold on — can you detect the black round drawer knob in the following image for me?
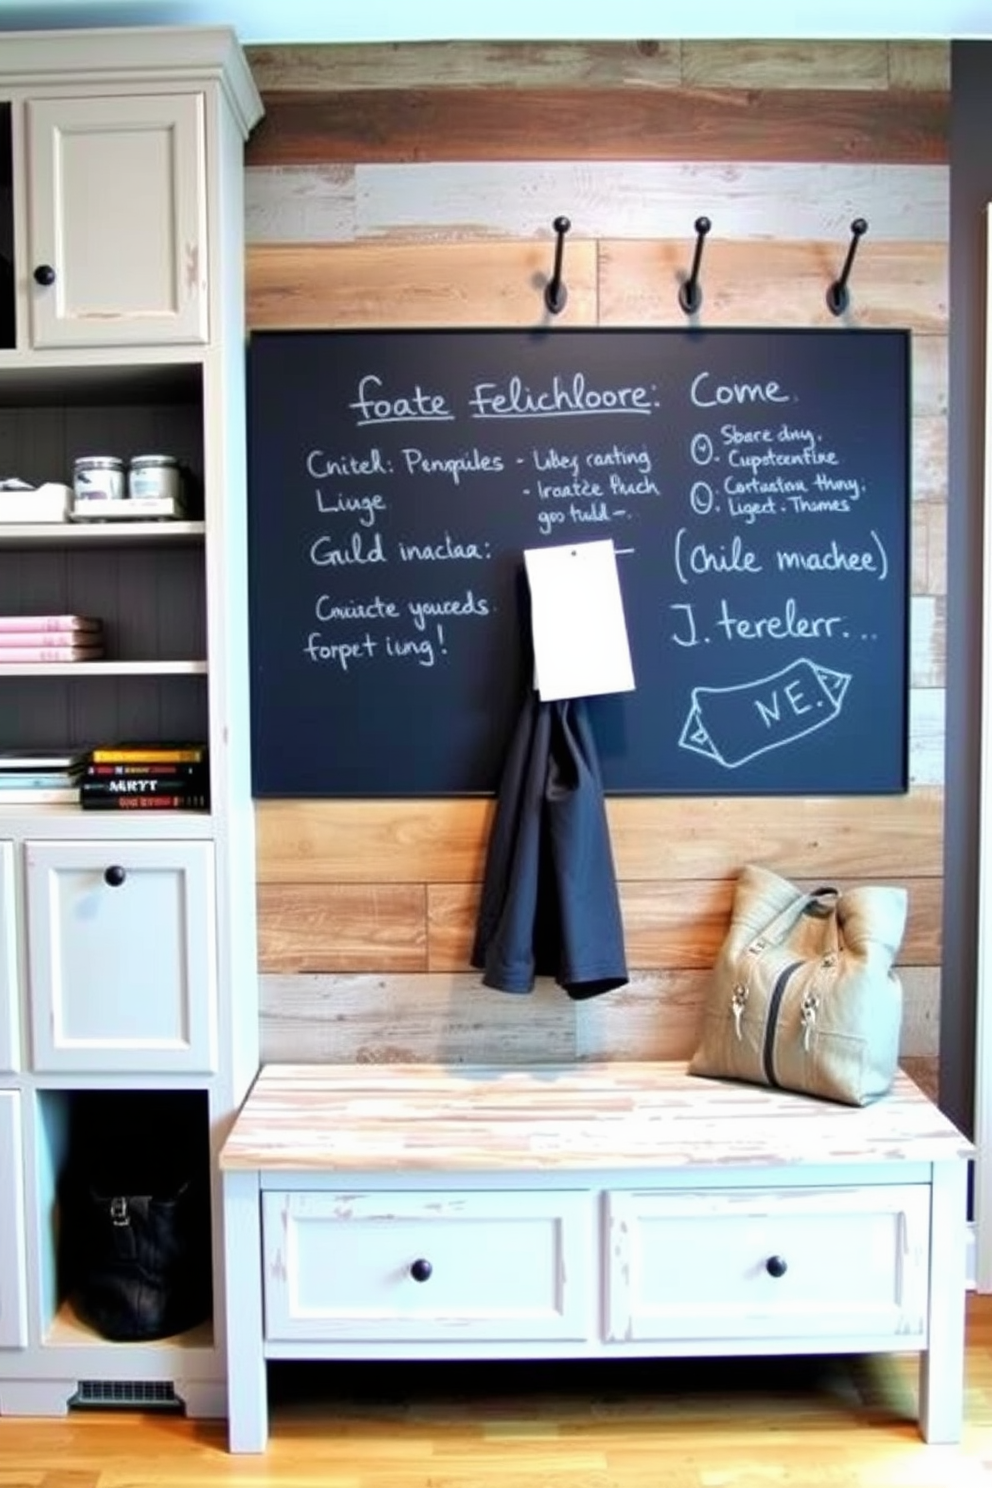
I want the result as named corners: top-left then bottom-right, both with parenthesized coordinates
top-left (33, 264), bottom-right (56, 286)
top-left (103, 865), bottom-right (127, 887)
top-left (409, 1258), bottom-right (433, 1283)
top-left (765, 1255), bottom-right (788, 1279)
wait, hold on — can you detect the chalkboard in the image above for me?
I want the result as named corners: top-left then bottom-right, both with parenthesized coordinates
top-left (247, 327), bottom-right (909, 797)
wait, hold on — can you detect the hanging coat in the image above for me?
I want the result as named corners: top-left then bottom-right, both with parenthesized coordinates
top-left (471, 690), bottom-right (628, 1000)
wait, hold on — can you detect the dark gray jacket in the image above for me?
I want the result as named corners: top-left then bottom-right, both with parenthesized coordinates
top-left (471, 691), bottom-right (628, 1000)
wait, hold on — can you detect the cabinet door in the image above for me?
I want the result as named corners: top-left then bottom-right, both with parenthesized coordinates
top-left (262, 1189), bottom-right (594, 1344)
top-left (26, 93), bottom-right (207, 348)
top-left (0, 1091), bottom-right (28, 1348)
top-left (606, 1185), bottom-right (930, 1347)
top-left (0, 843), bottom-right (21, 1074)
top-left (25, 839), bottom-right (217, 1073)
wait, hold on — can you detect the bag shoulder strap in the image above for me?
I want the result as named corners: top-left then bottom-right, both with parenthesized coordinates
top-left (748, 884), bottom-right (839, 952)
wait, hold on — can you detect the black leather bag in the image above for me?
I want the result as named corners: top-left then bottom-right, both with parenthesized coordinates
top-left (65, 1178), bottom-right (212, 1342)
top-left (59, 1093), bottom-right (212, 1342)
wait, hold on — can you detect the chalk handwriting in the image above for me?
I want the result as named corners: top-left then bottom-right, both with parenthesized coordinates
top-left (350, 374), bottom-right (454, 426)
top-left (470, 373), bottom-right (654, 419)
top-left (315, 490), bottom-right (387, 526)
top-left (690, 372), bottom-right (792, 408)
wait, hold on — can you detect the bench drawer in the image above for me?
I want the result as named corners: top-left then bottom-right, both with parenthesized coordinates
top-left (262, 1189), bottom-right (595, 1343)
top-left (606, 1185), bottom-right (930, 1346)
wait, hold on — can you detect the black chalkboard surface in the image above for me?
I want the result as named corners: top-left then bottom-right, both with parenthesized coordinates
top-left (247, 327), bottom-right (909, 797)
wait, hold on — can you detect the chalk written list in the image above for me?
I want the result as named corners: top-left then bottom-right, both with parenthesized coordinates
top-left (248, 328), bottom-right (909, 795)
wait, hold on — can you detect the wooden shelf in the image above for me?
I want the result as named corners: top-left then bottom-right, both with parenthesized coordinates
top-left (0, 660), bottom-right (207, 677)
top-left (0, 521), bottom-right (205, 546)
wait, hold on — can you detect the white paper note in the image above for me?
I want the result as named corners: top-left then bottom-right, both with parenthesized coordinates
top-left (524, 538), bottom-right (635, 702)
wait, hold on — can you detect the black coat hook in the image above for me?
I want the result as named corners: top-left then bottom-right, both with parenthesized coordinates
top-left (679, 216), bottom-right (711, 314)
top-left (827, 217), bottom-right (868, 316)
top-left (544, 216), bottom-right (571, 315)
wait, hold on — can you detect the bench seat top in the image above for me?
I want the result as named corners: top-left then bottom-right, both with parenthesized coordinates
top-left (219, 1061), bottom-right (972, 1175)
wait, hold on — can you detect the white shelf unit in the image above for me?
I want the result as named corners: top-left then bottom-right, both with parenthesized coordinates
top-left (0, 27), bottom-right (262, 1419)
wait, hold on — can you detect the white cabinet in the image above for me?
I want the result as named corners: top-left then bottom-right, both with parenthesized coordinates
top-left (25, 92), bottom-right (208, 348)
top-left (0, 26), bottom-right (261, 1421)
top-left (0, 1091), bottom-right (28, 1349)
top-left (25, 838), bottom-right (217, 1074)
top-left (605, 1185), bottom-right (930, 1345)
top-left (262, 1189), bottom-right (594, 1344)
top-left (0, 843), bottom-right (20, 1074)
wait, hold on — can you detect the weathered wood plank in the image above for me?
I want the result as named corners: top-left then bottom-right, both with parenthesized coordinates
top-left (425, 876), bottom-right (941, 974)
top-left (245, 40), bottom-right (948, 96)
top-left (680, 41), bottom-right (890, 91)
top-left (909, 689), bottom-right (945, 787)
top-left (911, 595), bottom-right (946, 688)
top-left (257, 964), bottom-right (941, 1066)
top-left (246, 163), bottom-right (355, 244)
top-left (246, 40), bottom-right (684, 92)
top-left (887, 42), bottom-right (951, 91)
top-left (247, 88), bottom-right (947, 168)
top-left (222, 1060), bottom-right (965, 1175)
top-left (255, 789), bottom-right (945, 884)
top-left (245, 161), bottom-right (948, 246)
top-left (246, 239), bottom-right (946, 333)
top-left (912, 415), bottom-right (948, 504)
top-left (598, 239), bottom-right (947, 331)
top-left (912, 499), bottom-right (947, 596)
top-left (246, 241), bottom-right (598, 327)
top-left (257, 883), bottom-right (427, 974)
top-left (259, 970), bottom-right (576, 1065)
top-left (909, 332), bottom-right (948, 416)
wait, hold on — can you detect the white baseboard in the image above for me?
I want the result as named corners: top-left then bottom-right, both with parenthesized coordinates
top-left (968, 1219), bottom-right (977, 1290)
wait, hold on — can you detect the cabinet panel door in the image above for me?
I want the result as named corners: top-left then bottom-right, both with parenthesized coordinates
top-left (26, 93), bottom-right (207, 347)
top-left (0, 1091), bottom-right (28, 1348)
top-left (0, 843), bottom-right (20, 1074)
top-left (25, 839), bottom-right (217, 1073)
top-left (262, 1189), bottom-right (595, 1343)
top-left (606, 1185), bottom-right (930, 1347)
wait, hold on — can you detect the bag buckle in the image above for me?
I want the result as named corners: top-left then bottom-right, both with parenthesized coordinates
top-left (800, 992), bottom-right (820, 1052)
top-left (731, 983), bottom-right (748, 1040)
top-left (109, 1196), bottom-right (130, 1227)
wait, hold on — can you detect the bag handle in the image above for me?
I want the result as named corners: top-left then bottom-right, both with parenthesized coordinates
top-left (747, 884), bottom-right (839, 954)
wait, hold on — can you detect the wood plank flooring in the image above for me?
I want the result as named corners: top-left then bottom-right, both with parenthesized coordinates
top-left (2, 1291), bottom-right (991, 1486)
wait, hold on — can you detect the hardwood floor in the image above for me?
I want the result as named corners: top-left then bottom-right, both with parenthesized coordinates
top-left (3, 1294), bottom-right (992, 1486)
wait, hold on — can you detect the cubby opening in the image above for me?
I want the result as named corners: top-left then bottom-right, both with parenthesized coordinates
top-left (0, 362), bottom-right (204, 490)
top-left (0, 363), bottom-right (209, 760)
top-left (36, 1087), bottom-right (214, 1346)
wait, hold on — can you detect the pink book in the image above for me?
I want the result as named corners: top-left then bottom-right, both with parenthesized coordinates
top-left (0, 645), bottom-right (103, 662)
top-left (0, 615), bottom-right (101, 633)
top-left (0, 630), bottom-right (104, 648)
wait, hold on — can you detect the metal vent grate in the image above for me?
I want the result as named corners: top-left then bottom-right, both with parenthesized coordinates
top-left (71, 1379), bottom-right (182, 1411)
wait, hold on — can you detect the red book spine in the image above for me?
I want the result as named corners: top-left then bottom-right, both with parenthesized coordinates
top-left (79, 794), bottom-right (209, 810)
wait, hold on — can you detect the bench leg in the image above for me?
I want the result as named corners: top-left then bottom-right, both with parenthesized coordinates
top-left (918, 1159), bottom-right (969, 1443)
top-left (222, 1170), bottom-right (268, 1453)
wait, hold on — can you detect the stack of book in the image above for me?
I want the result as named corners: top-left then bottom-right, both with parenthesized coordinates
top-left (0, 748), bottom-right (87, 804)
top-left (79, 744), bottom-right (209, 811)
top-left (0, 614), bottom-right (104, 663)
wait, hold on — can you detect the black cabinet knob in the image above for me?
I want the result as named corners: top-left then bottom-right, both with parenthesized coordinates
top-left (103, 864), bottom-right (127, 887)
top-left (33, 264), bottom-right (56, 286)
top-left (765, 1255), bottom-right (788, 1279)
top-left (409, 1258), bottom-right (433, 1283)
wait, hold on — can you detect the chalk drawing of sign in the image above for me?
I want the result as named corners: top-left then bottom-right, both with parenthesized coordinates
top-left (678, 657), bottom-right (851, 769)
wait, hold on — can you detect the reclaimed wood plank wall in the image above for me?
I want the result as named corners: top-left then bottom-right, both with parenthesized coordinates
top-left (244, 39), bottom-right (949, 1097)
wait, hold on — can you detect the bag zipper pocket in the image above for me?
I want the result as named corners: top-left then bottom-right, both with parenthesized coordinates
top-left (762, 960), bottom-right (803, 1086)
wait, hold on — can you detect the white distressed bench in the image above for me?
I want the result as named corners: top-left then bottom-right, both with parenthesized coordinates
top-left (219, 1061), bottom-right (972, 1453)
